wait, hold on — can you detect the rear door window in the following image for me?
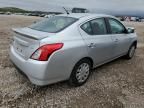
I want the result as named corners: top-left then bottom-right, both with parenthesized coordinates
top-left (81, 18), bottom-right (107, 35)
top-left (90, 18), bottom-right (107, 35)
top-left (81, 22), bottom-right (93, 35)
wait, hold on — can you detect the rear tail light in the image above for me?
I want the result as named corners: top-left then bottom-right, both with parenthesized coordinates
top-left (31, 43), bottom-right (63, 61)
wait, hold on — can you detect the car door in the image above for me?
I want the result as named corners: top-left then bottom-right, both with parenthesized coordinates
top-left (79, 18), bottom-right (115, 67)
top-left (107, 18), bottom-right (130, 57)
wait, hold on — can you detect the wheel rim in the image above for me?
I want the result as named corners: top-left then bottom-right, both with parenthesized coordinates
top-left (76, 63), bottom-right (90, 83)
top-left (129, 46), bottom-right (135, 58)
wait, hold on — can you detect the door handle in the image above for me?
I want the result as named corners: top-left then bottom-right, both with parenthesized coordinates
top-left (88, 43), bottom-right (95, 48)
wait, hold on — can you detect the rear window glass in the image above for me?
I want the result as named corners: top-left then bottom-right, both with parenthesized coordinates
top-left (81, 22), bottom-right (93, 35)
top-left (29, 16), bottom-right (78, 33)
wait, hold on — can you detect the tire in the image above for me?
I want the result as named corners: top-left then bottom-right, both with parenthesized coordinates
top-left (68, 59), bottom-right (92, 87)
top-left (125, 44), bottom-right (136, 59)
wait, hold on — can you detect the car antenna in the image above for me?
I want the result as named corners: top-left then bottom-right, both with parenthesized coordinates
top-left (63, 7), bottom-right (70, 15)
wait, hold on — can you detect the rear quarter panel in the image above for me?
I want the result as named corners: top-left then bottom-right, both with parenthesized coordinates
top-left (39, 23), bottom-right (89, 81)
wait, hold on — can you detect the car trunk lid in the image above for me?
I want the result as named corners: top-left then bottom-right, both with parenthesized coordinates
top-left (13, 27), bottom-right (55, 40)
top-left (12, 28), bottom-right (55, 60)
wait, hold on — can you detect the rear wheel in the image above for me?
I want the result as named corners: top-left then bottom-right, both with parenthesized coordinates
top-left (125, 44), bottom-right (136, 59)
top-left (68, 59), bottom-right (92, 87)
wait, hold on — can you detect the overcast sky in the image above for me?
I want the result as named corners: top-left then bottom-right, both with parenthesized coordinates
top-left (0, 0), bottom-right (144, 15)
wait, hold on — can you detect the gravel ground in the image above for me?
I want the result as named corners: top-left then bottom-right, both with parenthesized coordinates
top-left (0, 15), bottom-right (144, 108)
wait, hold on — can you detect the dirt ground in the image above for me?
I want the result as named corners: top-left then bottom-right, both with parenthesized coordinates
top-left (0, 15), bottom-right (144, 108)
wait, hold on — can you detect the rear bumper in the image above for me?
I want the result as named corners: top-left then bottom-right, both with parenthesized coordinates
top-left (9, 46), bottom-right (50, 86)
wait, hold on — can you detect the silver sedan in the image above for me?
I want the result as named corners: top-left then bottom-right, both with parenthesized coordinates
top-left (10, 13), bottom-right (137, 86)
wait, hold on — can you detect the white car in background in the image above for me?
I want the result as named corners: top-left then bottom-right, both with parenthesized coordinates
top-left (44, 14), bottom-right (55, 18)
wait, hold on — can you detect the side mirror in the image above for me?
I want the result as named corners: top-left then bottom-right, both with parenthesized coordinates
top-left (127, 27), bottom-right (135, 34)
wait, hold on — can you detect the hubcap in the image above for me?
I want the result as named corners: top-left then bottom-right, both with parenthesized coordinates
top-left (129, 46), bottom-right (135, 58)
top-left (76, 63), bottom-right (90, 83)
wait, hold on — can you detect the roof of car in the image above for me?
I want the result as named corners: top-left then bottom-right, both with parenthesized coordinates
top-left (58, 13), bottom-right (113, 19)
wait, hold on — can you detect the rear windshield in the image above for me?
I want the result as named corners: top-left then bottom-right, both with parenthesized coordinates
top-left (29, 16), bottom-right (78, 33)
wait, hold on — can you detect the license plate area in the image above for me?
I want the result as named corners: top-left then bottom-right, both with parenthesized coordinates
top-left (14, 41), bottom-right (26, 56)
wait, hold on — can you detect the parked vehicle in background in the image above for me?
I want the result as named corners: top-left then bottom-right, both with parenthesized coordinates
top-left (5, 11), bottom-right (11, 15)
top-left (44, 14), bottom-right (55, 18)
top-left (131, 17), bottom-right (136, 21)
top-left (141, 18), bottom-right (144, 22)
top-left (119, 17), bottom-right (125, 21)
top-left (136, 17), bottom-right (141, 22)
top-left (10, 13), bottom-right (137, 86)
top-left (72, 8), bottom-right (89, 13)
top-left (0, 12), bottom-right (5, 14)
top-left (39, 14), bottom-right (45, 17)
